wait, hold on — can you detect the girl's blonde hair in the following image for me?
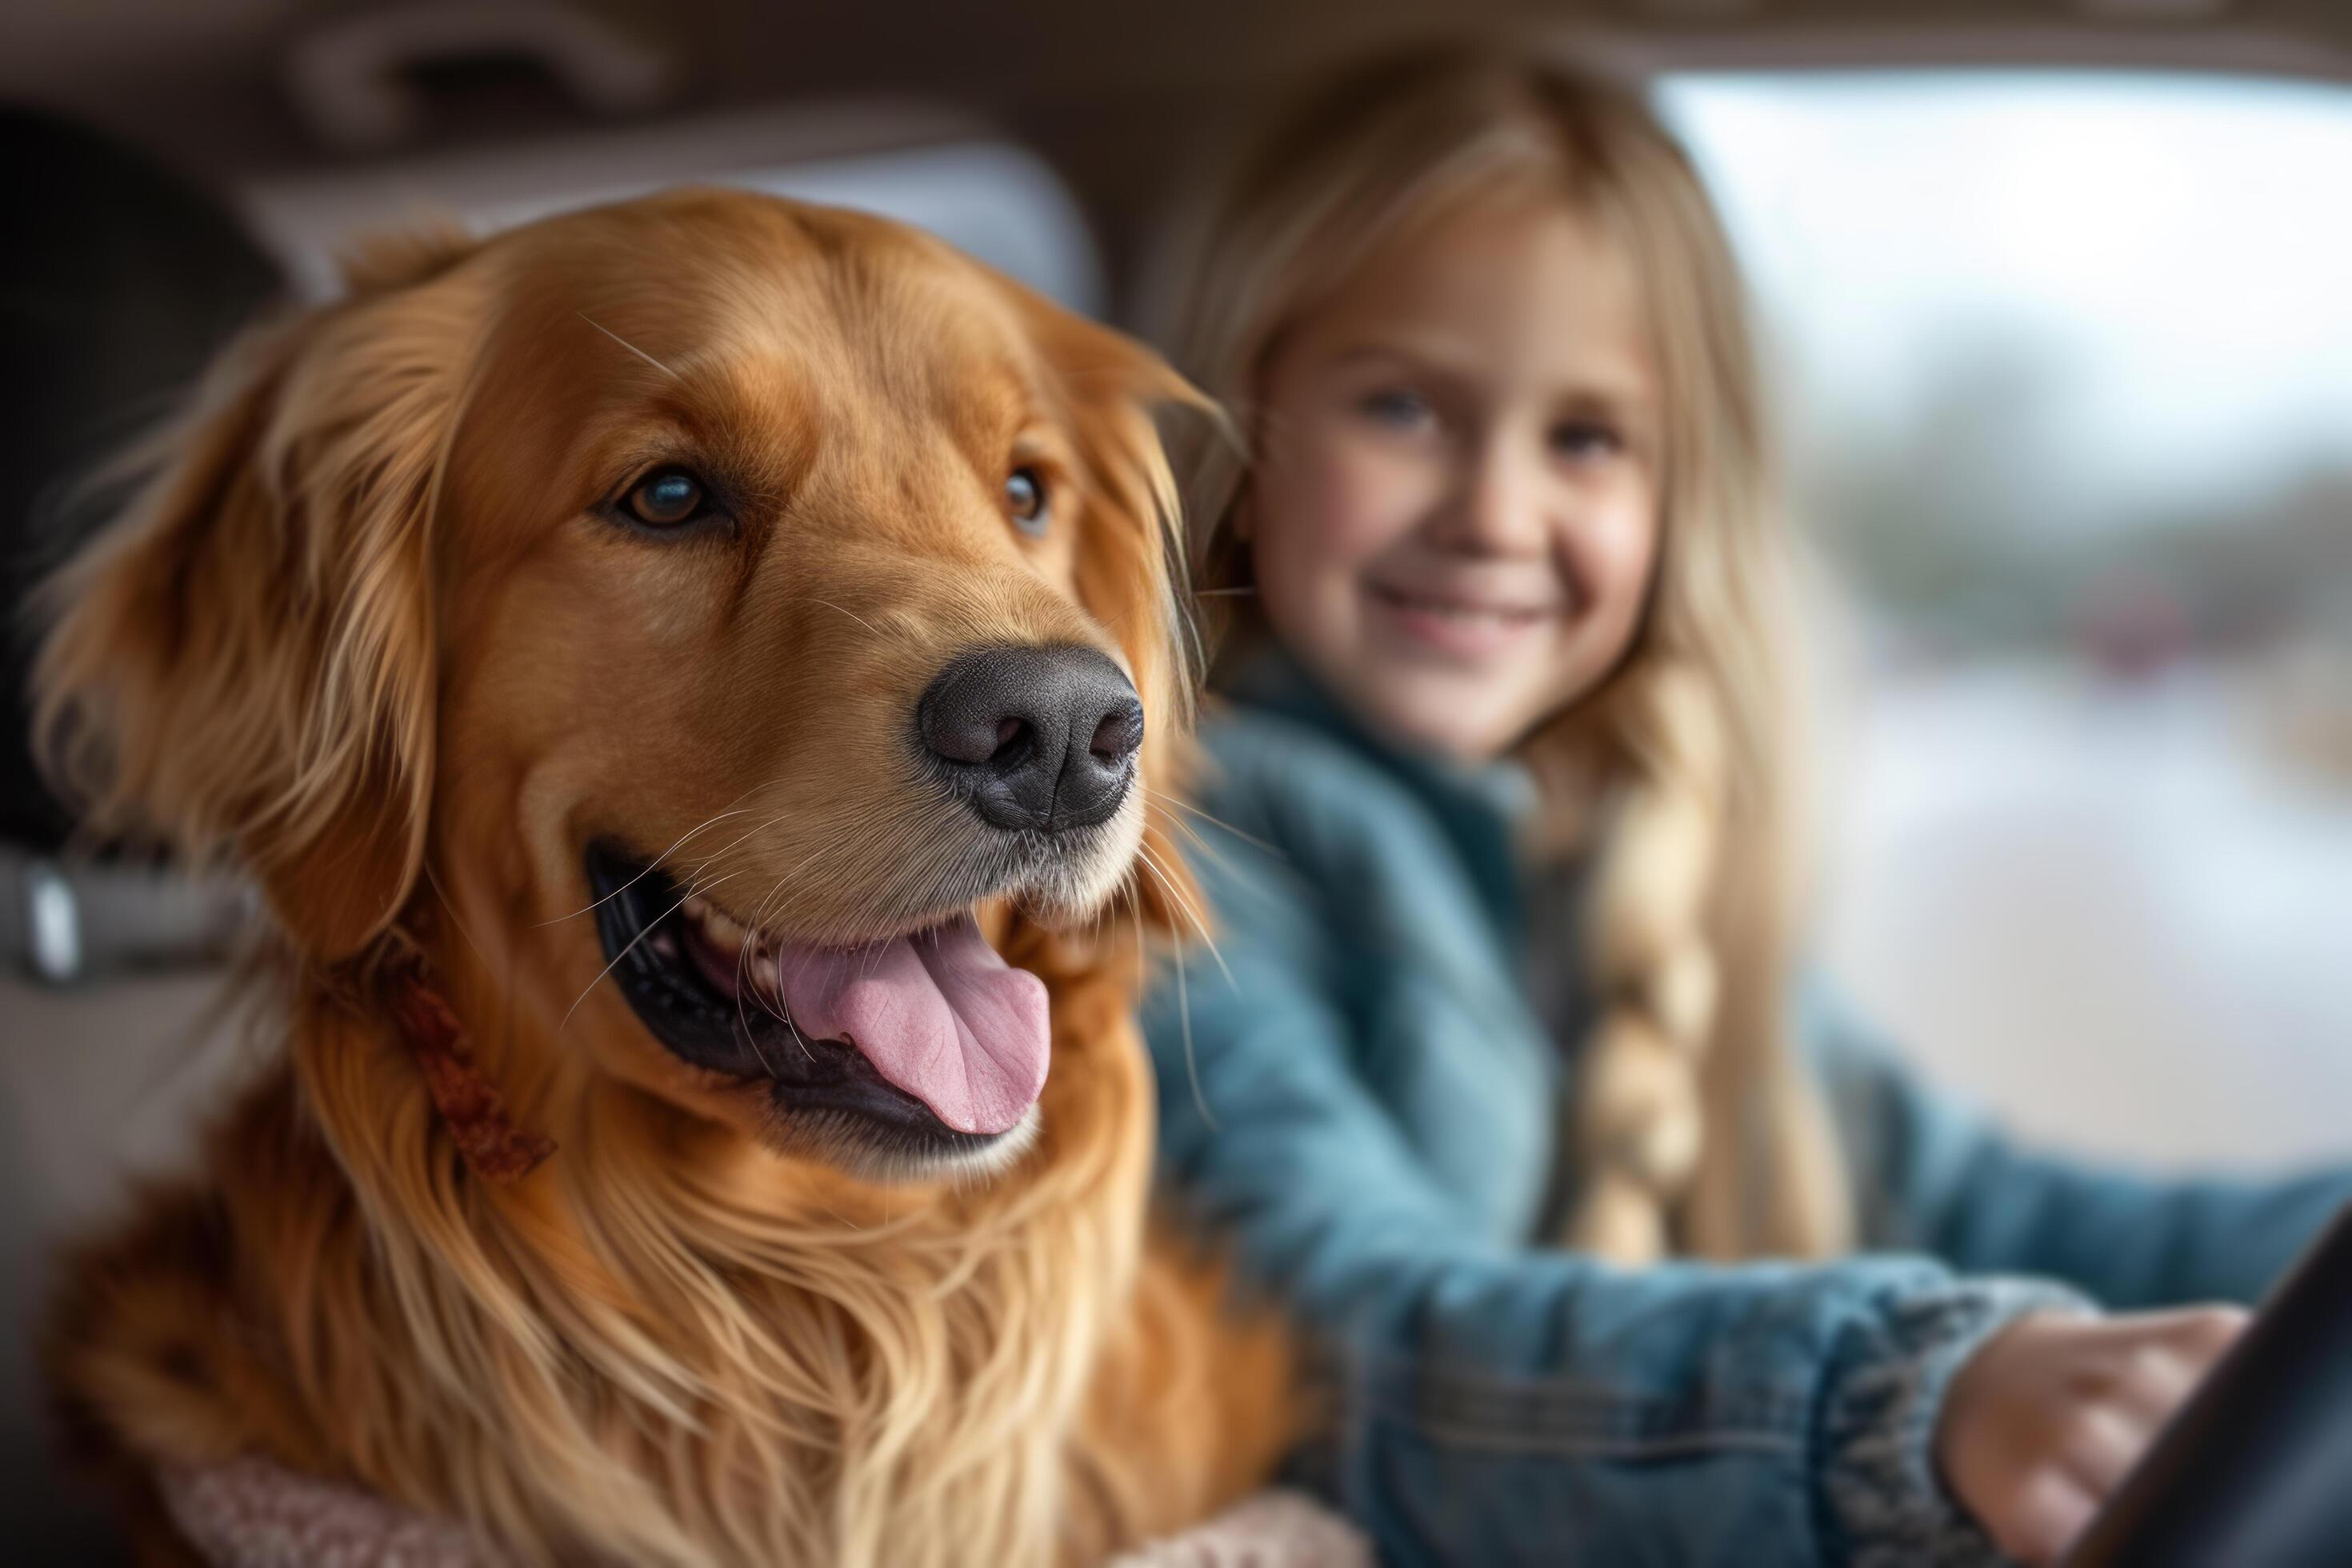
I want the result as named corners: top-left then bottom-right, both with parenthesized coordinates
top-left (1155, 43), bottom-right (1852, 1263)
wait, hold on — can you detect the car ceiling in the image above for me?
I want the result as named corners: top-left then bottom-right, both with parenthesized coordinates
top-left (5, 0), bottom-right (2347, 299)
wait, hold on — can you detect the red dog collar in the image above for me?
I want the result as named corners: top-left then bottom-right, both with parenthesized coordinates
top-left (387, 954), bottom-right (555, 1184)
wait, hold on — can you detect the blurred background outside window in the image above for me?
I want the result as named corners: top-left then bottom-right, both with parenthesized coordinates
top-left (1658, 72), bottom-right (2352, 1166)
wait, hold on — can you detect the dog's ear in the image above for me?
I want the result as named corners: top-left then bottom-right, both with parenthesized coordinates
top-left (1006, 285), bottom-right (1213, 943)
top-left (34, 246), bottom-right (482, 962)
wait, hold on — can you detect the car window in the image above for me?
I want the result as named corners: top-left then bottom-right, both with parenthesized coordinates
top-left (1662, 71), bottom-right (2352, 1164)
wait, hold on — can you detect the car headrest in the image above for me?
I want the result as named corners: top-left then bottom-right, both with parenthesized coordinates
top-left (0, 106), bottom-right (283, 853)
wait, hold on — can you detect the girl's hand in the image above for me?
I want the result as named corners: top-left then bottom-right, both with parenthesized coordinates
top-left (1934, 1306), bottom-right (2250, 1565)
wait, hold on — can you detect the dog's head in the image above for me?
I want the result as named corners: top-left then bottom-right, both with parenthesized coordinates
top-left (37, 190), bottom-right (1203, 1178)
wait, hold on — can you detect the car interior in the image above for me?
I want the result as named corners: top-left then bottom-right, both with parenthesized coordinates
top-left (4, 1), bottom-right (2348, 1556)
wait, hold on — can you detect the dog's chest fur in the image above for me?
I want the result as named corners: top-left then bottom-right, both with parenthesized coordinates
top-left (48, 974), bottom-right (1288, 1568)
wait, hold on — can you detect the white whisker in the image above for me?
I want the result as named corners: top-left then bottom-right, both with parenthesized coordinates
top-left (578, 311), bottom-right (681, 379)
top-left (561, 870), bottom-right (747, 1032)
top-left (809, 598), bottom-right (889, 640)
top-left (1145, 786), bottom-right (1284, 858)
top-left (538, 806), bottom-right (757, 926)
top-left (1172, 940), bottom-right (1216, 1132)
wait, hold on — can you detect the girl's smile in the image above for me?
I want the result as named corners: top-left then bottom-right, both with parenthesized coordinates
top-left (1365, 579), bottom-right (1564, 663)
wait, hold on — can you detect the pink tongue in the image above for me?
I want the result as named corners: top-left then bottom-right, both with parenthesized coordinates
top-left (770, 916), bottom-right (1050, 1135)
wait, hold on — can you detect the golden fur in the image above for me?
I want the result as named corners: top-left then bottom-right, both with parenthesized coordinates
top-left (36, 190), bottom-right (1294, 1566)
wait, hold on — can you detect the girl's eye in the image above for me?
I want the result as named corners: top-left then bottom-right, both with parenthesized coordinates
top-left (622, 469), bottom-right (710, 527)
top-left (1358, 388), bottom-right (1434, 431)
top-left (1550, 421), bottom-right (1623, 462)
top-left (1006, 466), bottom-right (1050, 537)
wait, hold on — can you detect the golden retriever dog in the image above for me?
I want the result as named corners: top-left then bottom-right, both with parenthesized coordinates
top-left (33, 189), bottom-right (1296, 1566)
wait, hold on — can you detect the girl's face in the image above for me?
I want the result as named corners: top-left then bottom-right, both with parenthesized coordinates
top-left (1247, 200), bottom-right (1663, 763)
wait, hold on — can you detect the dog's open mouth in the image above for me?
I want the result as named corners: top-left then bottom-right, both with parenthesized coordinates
top-left (586, 845), bottom-right (1050, 1151)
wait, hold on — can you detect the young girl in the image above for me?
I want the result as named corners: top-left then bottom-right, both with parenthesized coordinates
top-left (1139, 46), bottom-right (2352, 1566)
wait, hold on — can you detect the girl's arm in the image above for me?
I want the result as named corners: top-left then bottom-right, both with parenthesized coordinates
top-left (1809, 988), bottom-right (2352, 1310)
top-left (1146, 934), bottom-right (2080, 1568)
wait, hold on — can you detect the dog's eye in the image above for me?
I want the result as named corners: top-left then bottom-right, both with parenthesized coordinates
top-left (1005, 466), bottom-right (1050, 537)
top-left (623, 470), bottom-right (709, 528)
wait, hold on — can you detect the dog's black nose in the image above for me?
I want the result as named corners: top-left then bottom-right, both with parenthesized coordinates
top-left (918, 645), bottom-right (1143, 833)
